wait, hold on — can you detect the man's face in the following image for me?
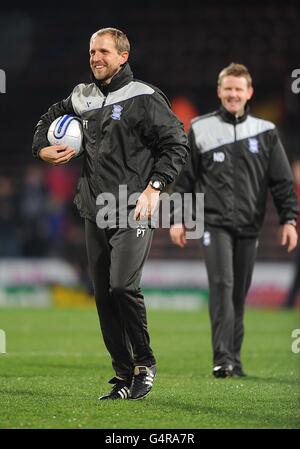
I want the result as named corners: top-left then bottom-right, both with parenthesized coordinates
top-left (89, 33), bottom-right (128, 84)
top-left (217, 75), bottom-right (253, 116)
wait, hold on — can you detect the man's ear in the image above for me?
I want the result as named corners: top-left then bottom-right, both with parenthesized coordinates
top-left (120, 51), bottom-right (129, 65)
top-left (247, 86), bottom-right (254, 101)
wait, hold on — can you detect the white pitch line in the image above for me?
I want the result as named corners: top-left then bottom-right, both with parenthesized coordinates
top-left (4, 352), bottom-right (106, 357)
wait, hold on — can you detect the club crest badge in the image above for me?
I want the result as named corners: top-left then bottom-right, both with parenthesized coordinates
top-left (248, 137), bottom-right (259, 154)
top-left (111, 104), bottom-right (123, 120)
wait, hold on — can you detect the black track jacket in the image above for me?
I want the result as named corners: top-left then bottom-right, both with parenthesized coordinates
top-left (172, 106), bottom-right (298, 236)
top-left (32, 63), bottom-right (189, 221)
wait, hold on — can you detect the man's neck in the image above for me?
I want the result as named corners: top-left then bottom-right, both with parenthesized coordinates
top-left (234, 109), bottom-right (245, 118)
top-left (219, 104), bottom-right (249, 125)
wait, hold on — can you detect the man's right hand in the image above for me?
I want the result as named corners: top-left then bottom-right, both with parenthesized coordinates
top-left (169, 223), bottom-right (187, 248)
top-left (39, 145), bottom-right (76, 165)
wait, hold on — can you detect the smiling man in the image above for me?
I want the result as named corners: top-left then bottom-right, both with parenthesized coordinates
top-left (32, 27), bottom-right (189, 401)
top-left (89, 31), bottom-right (128, 84)
top-left (217, 70), bottom-right (253, 117)
top-left (170, 63), bottom-right (298, 378)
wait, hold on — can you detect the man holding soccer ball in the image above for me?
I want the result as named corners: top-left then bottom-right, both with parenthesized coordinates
top-left (32, 28), bottom-right (189, 400)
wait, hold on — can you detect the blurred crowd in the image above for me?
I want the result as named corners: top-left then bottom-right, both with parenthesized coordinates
top-left (0, 163), bottom-right (91, 291)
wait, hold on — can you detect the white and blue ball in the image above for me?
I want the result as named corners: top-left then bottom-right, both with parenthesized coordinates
top-left (47, 115), bottom-right (83, 155)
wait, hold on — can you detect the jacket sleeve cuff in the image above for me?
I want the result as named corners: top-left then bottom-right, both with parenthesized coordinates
top-left (150, 173), bottom-right (168, 187)
top-left (284, 219), bottom-right (297, 227)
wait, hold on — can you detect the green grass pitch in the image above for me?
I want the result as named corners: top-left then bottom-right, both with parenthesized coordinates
top-left (0, 307), bottom-right (299, 429)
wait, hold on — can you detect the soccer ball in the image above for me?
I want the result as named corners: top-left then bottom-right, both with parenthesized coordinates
top-left (47, 114), bottom-right (83, 155)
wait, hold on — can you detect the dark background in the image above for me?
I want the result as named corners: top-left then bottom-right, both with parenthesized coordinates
top-left (1, 1), bottom-right (299, 163)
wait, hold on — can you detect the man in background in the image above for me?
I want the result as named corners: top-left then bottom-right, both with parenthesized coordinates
top-left (170, 63), bottom-right (298, 378)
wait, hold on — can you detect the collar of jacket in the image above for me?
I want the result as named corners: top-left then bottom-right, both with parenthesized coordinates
top-left (218, 104), bottom-right (250, 125)
top-left (91, 63), bottom-right (133, 96)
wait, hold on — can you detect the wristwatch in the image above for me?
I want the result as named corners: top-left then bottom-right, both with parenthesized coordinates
top-left (285, 219), bottom-right (297, 227)
top-left (149, 180), bottom-right (165, 191)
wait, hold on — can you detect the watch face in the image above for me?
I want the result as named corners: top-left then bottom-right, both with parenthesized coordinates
top-left (151, 180), bottom-right (162, 190)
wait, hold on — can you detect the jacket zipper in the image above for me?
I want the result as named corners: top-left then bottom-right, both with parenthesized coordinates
top-left (232, 119), bottom-right (238, 229)
top-left (94, 95), bottom-right (107, 197)
top-left (98, 95), bottom-right (107, 147)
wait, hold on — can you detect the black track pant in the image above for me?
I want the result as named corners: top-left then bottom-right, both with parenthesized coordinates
top-left (202, 226), bottom-right (257, 369)
top-left (85, 219), bottom-right (156, 379)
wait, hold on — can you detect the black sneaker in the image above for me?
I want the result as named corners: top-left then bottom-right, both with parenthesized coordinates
top-left (130, 365), bottom-right (156, 400)
top-left (98, 376), bottom-right (131, 400)
top-left (212, 365), bottom-right (233, 378)
top-left (233, 366), bottom-right (247, 377)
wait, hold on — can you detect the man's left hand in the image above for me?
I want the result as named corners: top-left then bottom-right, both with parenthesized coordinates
top-left (134, 185), bottom-right (160, 221)
top-left (280, 224), bottom-right (298, 253)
